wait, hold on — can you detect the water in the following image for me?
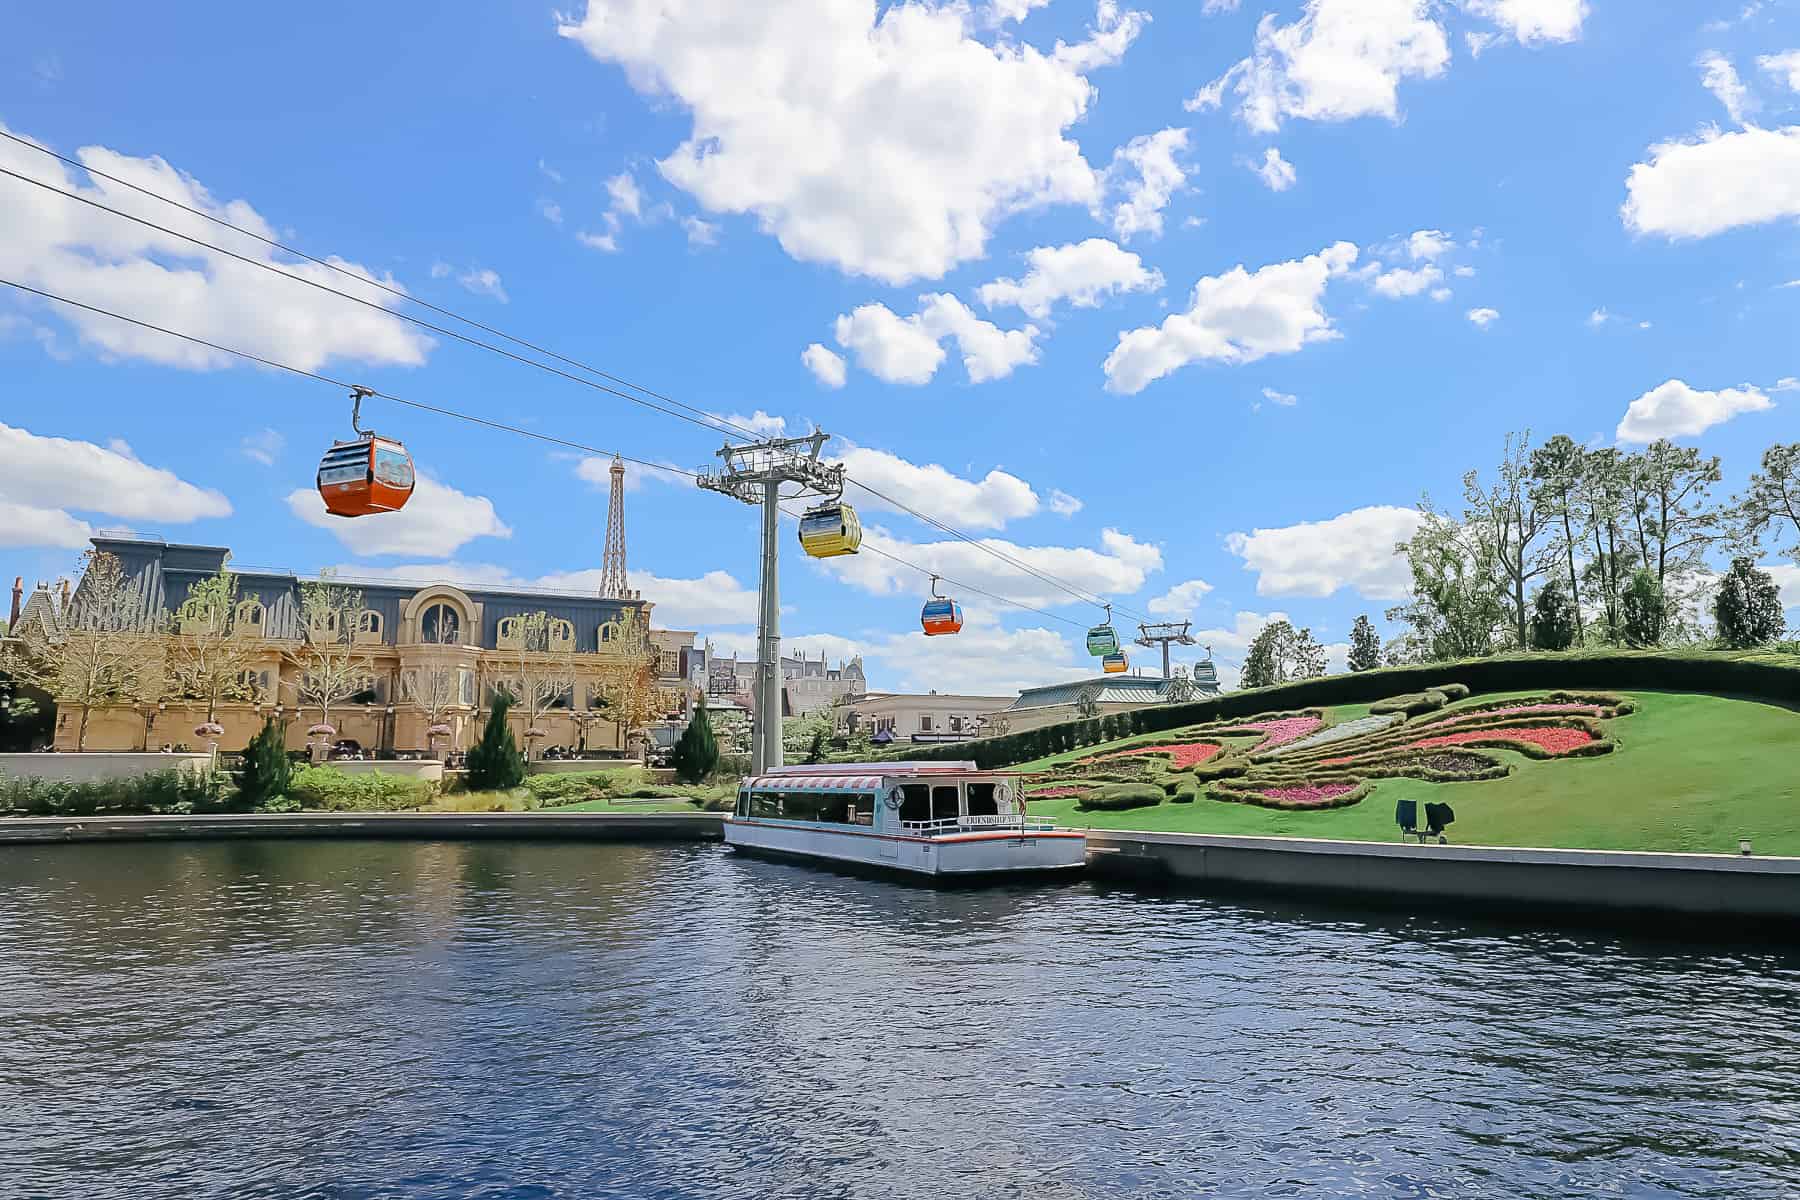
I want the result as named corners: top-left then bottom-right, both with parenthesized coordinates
top-left (1, 841), bottom-right (1796, 1199)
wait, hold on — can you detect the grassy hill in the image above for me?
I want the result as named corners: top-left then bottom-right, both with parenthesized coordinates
top-left (1002, 670), bottom-right (1800, 856)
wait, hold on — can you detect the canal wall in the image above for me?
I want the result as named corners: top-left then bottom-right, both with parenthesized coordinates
top-left (1085, 830), bottom-right (1800, 922)
top-left (0, 811), bottom-right (725, 845)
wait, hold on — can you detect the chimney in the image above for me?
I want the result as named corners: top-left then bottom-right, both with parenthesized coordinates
top-left (8, 577), bottom-right (19, 629)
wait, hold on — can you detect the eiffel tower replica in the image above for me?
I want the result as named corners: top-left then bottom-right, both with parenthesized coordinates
top-left (599, 454), bottom-right (635, 600)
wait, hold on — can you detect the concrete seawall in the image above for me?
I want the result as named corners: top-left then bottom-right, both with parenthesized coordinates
top-left (0, 811), bottom-right (725, 845)
top-left (1085, 830), bottom-right (1800, 923)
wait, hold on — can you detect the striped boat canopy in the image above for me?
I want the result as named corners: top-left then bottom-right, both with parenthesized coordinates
top-left (745, 774), bottom-right (884, 793)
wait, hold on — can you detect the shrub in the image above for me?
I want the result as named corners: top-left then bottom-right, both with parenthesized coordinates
top-left (1714, 557), bottom-right (1786, 649)
top-left (465, 694), bottom-right (526, 791)
top-left (1530, 581), bottom-right (1580, 651)
top-left (524, 768), bottom-right (647, 805)
top-left (1431, 682), bottom-right (1471, 701)
top-left (671, 697), bottom-right (720, 784)
top-left (1621, 568), bottom-right (1666, 648)
top-left (1170, 784), bottom-right (1198, 804)
top-left (1370, 690), bottom-right (1449, 716)
top-left (0, 768), bottom-right (216, 816)
top-left (288, 766), bottom-right (433, 812)
top-left (1075, 783), bottom-right (1164, 811)
top-left (238, 716), bottom-right (293, 810)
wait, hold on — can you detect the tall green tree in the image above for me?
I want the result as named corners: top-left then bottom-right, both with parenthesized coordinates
top-left (1239, 620), bottom-right (1328, 688)
top-left (1530, 434), bottom-right (1588, 637)
top-left (1713, 557), bottom-right (1786, 648)
top-left (465, 691), bottom-right (527, 790)
top-left (238, 716), bottom-right (293, 809)
top-left (1465, 431), bottom-right (1556, 648)
top-left (1625, 439), bottom-right (1724, 594)
top-left (1578, 448), bottom-right (1636, 642)
top-left (1529, 580), bottom-right (1579, 651)
top-left (671, 696), bottom-right (720, 784)
top-left (1619, 568), bottom-right (1667, 648)
top-left (1346, 615), bottom-right (1381, 672)
top-left (1388, 509), bottom-right (1506, 662)
top-left (1736, 442), bottom-right (1800, 564)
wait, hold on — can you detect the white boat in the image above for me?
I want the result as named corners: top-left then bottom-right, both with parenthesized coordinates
top-left (725, 761), bottom-right (1086, 879)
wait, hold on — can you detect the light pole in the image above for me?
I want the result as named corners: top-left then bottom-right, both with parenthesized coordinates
top-left (697, 431), bottom-right (844, 775)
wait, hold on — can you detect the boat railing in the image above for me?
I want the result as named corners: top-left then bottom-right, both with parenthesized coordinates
top-left (898, 814), bottom-right (1059, 836)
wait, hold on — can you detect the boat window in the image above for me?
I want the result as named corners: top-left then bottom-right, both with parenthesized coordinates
top-left (898, 784), bottom-right (930, 823)
top-left (816, 793), bottom-right (852, 824)
top-left (779, 792), bottom-right (823, 821)
top-left (750, 790), bottom-right (778, 818)
top-left (967, 783), bottom-right (1000, 818)
top-left (736, 790), bottom-right (749, 817)
top-left (931, 785), bottom-right (959, 822)
top-left (853, 795), bottom-right (875, 826)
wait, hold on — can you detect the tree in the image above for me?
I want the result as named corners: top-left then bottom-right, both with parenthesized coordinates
top-left (285, 576), bottom-right (377, 741)
top-left (1529, 580), bottom-right (1579, 651)
top-left (670, 695), bottom-right (719, 784)
top-left (1620, 568), bottom-right (1666, 648)
top-left (1388, 509), bottom-right (1506, 662)
top-left (1465, 431), bottom-right (1557, 648)
top-left (1240, 620), bottom-right (1328, 689)
top-left (0, 671), bottom-right (50, 752)
top-left (239, 716), bottom-right (293, 809)
top-left (1347, 615), bottom-right (1382, 672)
top-left (1713, 557), bottom-right (1786, 648)
top-left (593, 634), bottom-right (665, 758)
top-left (485, 611), bottom-right (579, 758)
top-left (465, 691), bottom-right (527, 790)
top-left (1578, 448), bottom-right (1636, 642)
top-left (1530, 433), bottom-right (1589, 637)
top-left (1736, 442), bottom-right (1800, 564)
top-left (399, 609), bottom-right (465, 756)
top-left (1625, 439), bottom-right (1724, 594)
top-left (783, 712), bottom-right (834, 757)
top-left (806, 728), bottom-right (829, 764)
top-left (167, 566), bottom-right (262, 725)
top-left (1, 551), bottom-right (166, 751)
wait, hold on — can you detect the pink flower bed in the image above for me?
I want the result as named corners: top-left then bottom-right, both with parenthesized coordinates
top-left (1103, 741), bottom-right (1224, 770)
top-left (1452, 703), bottom-right (1605, 720)
top-left (1409, 727), bottom-right (1596, 755)
top-left (1258, 783), bottom-right (1358, 806)
top-left (1026, 786), bottom-right (1088, 800)
top-left (1233, 716), bottom-right (1323, 750)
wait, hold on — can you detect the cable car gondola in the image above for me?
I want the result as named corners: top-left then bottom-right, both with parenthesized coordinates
top-left (1086, 604), bottom-right (1120, 656)
top-left (1102, 652), bottom-right (1128, 674)
top-left (920, 575), bottom-right (963, 636)
top-left (798, 498), bottom-right (862, 558)
top-left (316, 386), bottom-right (415, 518)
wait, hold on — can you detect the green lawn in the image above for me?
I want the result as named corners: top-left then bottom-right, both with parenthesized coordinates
top-left (1020, 690), bottom-right (1800, 856)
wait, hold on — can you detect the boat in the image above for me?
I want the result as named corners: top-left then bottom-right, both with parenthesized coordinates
top-left (726, 761), bottom-right (1086, 879)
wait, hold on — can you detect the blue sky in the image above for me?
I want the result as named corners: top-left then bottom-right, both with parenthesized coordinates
top-left (2, 0), bottom-right (1798, 694)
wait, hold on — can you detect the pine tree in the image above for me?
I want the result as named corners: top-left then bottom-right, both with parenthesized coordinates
top-left (1713, 557), bottom-right (1785, 648)
top-left (805, 727), bottom-right (828, 764)
top-left (465, 692), bottom-right (527, 790)
top-left (1347, 615), bottom-right (1381, 673)
top-left (1529, 580), bottom-right (1579, 651)
top-left (238, 716), bottom-right (293, 809)
top-left (671, 695), bottom-right (719, 784)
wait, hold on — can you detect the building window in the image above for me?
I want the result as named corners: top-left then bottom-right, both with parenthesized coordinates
top-left (549, 619), bottom-right (575, 650)
top-left (497, 616), bottom-right (523, 648)
top-left (458, 669), bottom-right (476, 706)
top-left (234, 600), bottom-right (265, 635)
top-left (919, 715), bottom-right (933, 733)
top-left (950, 715), bottom-right (964, 732)
top-left (599, 621), bottom-right (615, 644)
top-left (308, 609), bottom-right (340, 640)
top-left (421, 602), bottom-right (460, 645)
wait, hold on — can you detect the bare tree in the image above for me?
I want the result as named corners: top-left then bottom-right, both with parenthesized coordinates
top-left (167, 567), bottom-right (263, 726)
top-left (284, 576), bottom-right (377, 743)
top-left (399, 611), bottom-right (464, 756)
top-left (593, 638), bottom-right (665, 757)
top-left (1466, 432), bottom-right (1557, 648)
top-left (1530, 434), bottom-right (1588, 635)
top-left (486, 611), bottom-right (578, 758)
top-left (1578, 448), bottom-right (1636, 642)
top-left (1, 551), bottom-right (166, 751)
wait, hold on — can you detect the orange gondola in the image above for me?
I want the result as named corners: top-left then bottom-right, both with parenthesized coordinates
top-left (317, 386), bottom-right (415, 518)
top-left (921, 575), bottom-right (963, 636)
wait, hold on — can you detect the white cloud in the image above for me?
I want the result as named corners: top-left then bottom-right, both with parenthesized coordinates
top-left (0, 122), bottom-right (432, 372)
top-left (1226, 505), bottom-right (1422, 600)
top-left (575, 230), bottom-right (617, 253)
top-left (1194, 0), bottom-right (1451, 133)
top-left (1699, 52), bottom-right (1755, 125)
top-left (1203, 0), bottom-right (1242, 11)
top-left (821, 525), bottom-right (1161, 609)
top-left (0, 422), bottom-right (231, 545)
top-left (240, 428), bottom-right (284, 466)
top-left (1407, 228), bottom-right (1453, 260)
top-left (1465, 0), bottom-right (1587, 45)
top-left (833, 445), bottom-right (1041, 531)
top-left (1760, 50), bottom-right (1800, 92)
top-left (1103, 241), bottom-right (1358, 394)
top-left (1109, 127), bottom-right (1190, 239)
top-left (455, 267), bottom-right (508, 303)
top-left (1048, 488), bottom-right (1084, 516)
top-left (717, 410), bottom-right (789, 437)
top-left (1251, 146), bottom-right (1298, 191)
top-left (1766, 563), bottom-right (1800, 609)
top-left (1260, 386), bottom-right (1298, 407)
top-left (989, 0), bottom-right (1052, 22)
top-left (681, 215), bottom-right (720, 247)
top-left (604, 172), bottom-right (642, 219)
top-left (1622, 126), bottom-right (1800, 239)
top-left (976, 238), bottom-right (1163, 319)
top-left (1588, 307), bottom-right (1611, 326)
top-left (558, 0), bottom-right (1142, 284)
top-left (1371, 263), bottom-right (1444, 298)
top-left (1615, 379), bottom-right (1772, 442)
top-left (573, 455), bottom-right (689, 494)
top-left (1466, 306), bottom-right (1500, 326)
top-left (287, 474), bottom-right (511, 558)
top-left (832, 294), bottom-right (1038, 385)
top-left (801, 343), bottom-right (848, 389)
top-left (539, 199), bottom-right (564, 226)
top-left (1452, 264), bottom-right (1475, 277)
top-left (1147, 578), bottom-right (1214, 616)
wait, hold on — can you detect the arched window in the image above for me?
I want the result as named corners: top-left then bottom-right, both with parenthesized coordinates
top-left (549, 618), bottom-right (575, 650)
top-left (421, 602), bottom-right (460, 645)
top-left (599, 620), bottom-right (616, 644)
top-left (355, 609), bottom-right (383, 645)
top-left (234, 599), bottom-right (266, 636)
top-left (309, 609), bottom-right (341, 640)
top-left (497, 616), bottom-right (523, 649)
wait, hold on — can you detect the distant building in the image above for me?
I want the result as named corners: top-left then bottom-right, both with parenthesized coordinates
top-left (1001, 661), bottom-right (1220, 733)
top-left (833, 691), bottom-right (1014, 743)
top-left (696, 641), bottom-right (866, 717)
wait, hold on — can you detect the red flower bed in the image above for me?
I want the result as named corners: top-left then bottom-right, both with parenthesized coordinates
top-left (1102, 741), bottom-right (1224, 770)
top-left (1258, 783), bottom-right (1358, 807)
top-left (1408, 727), bottom-right (1596, 755)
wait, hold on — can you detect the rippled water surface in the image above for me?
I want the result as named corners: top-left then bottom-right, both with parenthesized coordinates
top-left (2, 840), bottom-right (1797, 1199)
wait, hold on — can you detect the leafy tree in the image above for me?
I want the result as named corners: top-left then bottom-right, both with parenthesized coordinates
top-left (1736, 442), bottom-right (1800, 563)
top-left (783, 712), bottom-right (834, 757)
top-left (486, 610), bottom-right (579, 758)
top-left (1529, 580), bottom-right (1579, 651)
top-left (1619, 568), bottom-right (1667, 648)
top-left (168, 566), bottom-right (262, 725)
top-left (1530, 433), bottom-right (1589, 636)
top-left (465, 691), bottom-right (527, 790)
top-left (1465, 431), bottom-right (1557, 648)
top-left (1347, 615), bottom-right (1381, 672)
top-left (1388, 510), bottom-right (1506, 661)
top-left (1240, 620), bottom-right (1328, 688)
top-left (671, 695), bottom-right (720, 784)
top-left (238, 716), bottom-right (293, 809)
top-left (805, 727), bottom-right (828, 764)
top-left (1624, 439), bottom-right (1724, 594)
top-left (1713, 557), bottom-right (1786, 648)
top-left (0, 671), bottom-right (49, 752)
top-left (284, 576), bottom-right (377, 739)
top-left (1578, 448), bottom-right (1635, 641)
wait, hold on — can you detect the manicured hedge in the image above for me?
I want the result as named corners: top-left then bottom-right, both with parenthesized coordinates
top-left (885, 651), bottom-right (1800, 770)
top-left (1075, 783), bottom-right (1163, 811)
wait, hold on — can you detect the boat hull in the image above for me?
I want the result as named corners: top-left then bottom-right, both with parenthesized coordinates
top-left (725, 817), bottom-right (1086, 878)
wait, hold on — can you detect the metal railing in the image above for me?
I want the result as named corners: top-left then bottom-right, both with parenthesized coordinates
top-left (898, 813), bottom-right (1058, 836)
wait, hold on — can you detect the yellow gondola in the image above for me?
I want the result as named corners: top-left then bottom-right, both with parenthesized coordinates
top-left (1102, 652), bottom-right (1128, 674)
top-left (798, 499), bottom-right (862, 558)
